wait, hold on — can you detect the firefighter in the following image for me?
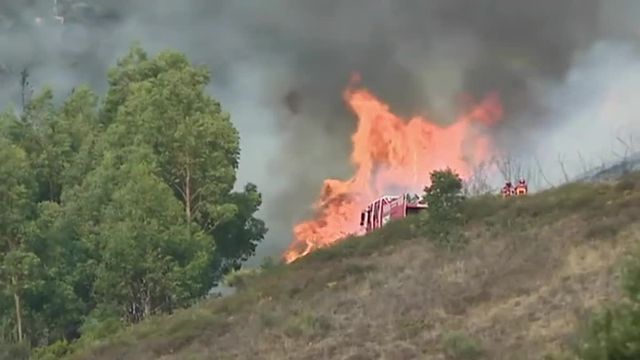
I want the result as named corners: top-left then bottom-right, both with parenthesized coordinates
top-left (515, 178), bottom-right (528, 196)
top-left (501, 181), bottom-right (514, 198)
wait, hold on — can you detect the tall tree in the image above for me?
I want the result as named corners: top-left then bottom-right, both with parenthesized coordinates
top-left (57, 86), bottom-right (101, 188)
top-left (0, 87), bottom-right (98, 347)
top-left (19, 68), bottom-right (33, 113)
top-left (19, 89), bottom-right (70, 203)
top-left (0, 43), bottom-right (268, 352)
top-left (104, 48), bottom-right (240, 225)
top-left (25, 201), bottom-right (91, 343)
top-left (0, 136), bottom-right (38, 343)
top-left (101, 45), bottom-right (266, 272)
top-left (70, 147), bottom-right (215, 323)
top-left (100, 43), bottom-right (149, 126)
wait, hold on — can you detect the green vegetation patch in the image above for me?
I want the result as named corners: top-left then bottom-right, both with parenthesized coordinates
top-left (442, 331), bottom-right (486, 359)
top-left (0, 44), bottom-right (267, 358)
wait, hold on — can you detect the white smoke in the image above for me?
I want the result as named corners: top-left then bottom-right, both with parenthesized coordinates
top-left (501, 41), bottom-right (640, 190)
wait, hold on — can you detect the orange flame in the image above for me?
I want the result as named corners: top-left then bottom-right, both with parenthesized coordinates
top-left (283, 75), bottom-right (503, 263)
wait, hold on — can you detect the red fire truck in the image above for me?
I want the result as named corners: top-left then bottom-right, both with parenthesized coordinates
top-left (358, 194), bottom-right (428, 235)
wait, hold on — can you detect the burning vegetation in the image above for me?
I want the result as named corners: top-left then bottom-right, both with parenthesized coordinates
top-left (283, 74), bottom-right (504, 263)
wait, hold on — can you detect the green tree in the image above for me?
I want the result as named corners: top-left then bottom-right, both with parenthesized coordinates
top-left (69, 147), bottom-right (216, 323)
top-left (100, 45), bottom-right (265, 273)
top-left (1, 86), bottom-right (99, 203)
top-left (10, 86), bottom-right (100, 345)
top-left (423, 168), bottom-right (465, 210)
top-left (1, 251), bottom-right (42, 343)
top-left (26, 201), bottom-right (90, 343)
top-left (18, 89), bottom-right (69, 203)
top-left (0, 109), bottom-right (25, 143)
top-left (421, 168), bottom-right (466, 248)
top-left (0, 137), bottom-right (38, 343)
top-left (0, 93), bottom-right (97, 346)
top-left (103, 48), bottom-right (238, 222)
top-left (0, 43), bottom-right (268, 352)
top-left (213, 183), bottom-right (267, 273)
top-left (56, 86), bottom-right (101, 188)
top-left (100, 43), bottom-right (150, 126)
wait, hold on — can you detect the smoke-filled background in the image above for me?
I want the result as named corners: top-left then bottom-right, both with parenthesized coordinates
top-left (2, 0), bottom-right (640, 264)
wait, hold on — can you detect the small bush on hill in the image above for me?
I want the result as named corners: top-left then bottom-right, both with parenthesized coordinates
top-left (442, 331), bottom-right (485, 359)
top-left (31, 340), bottom-right (72, 360)
top-left (575, 248), bottom-right (640, 359)
top-left (222, 268), bottom-right (261, 290)
top-left (283, 311), bottom-right (332, 340)
top-left (422, 168), bottom-right (467, 249)
top-left (260, 256), bottom-right (277, 270)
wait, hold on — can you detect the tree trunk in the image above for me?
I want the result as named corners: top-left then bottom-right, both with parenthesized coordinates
top-left (12, 276), bottom-right (23, 343)
top-left (184, 165), bottom-right (192, 224)
top-left (49, 179), bottom-right (56, 202)
top-left (143, 280), bottom-right (151, 321)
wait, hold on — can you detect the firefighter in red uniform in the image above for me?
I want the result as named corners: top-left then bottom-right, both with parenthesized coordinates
top-left (501, 181), bottom-right (514, 198)
top-left (515, 178), bottom-right (528, 196)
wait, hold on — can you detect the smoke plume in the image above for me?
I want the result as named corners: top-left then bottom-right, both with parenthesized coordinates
top-left (1, 0), bottom-right (640, 264)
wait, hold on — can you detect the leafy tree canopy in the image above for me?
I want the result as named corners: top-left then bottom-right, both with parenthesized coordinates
top-left (0, 43), bottom-right (267, 352)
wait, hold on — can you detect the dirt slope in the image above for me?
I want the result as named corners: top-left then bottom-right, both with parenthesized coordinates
top-left (70, 173), bottom-right (640, 360)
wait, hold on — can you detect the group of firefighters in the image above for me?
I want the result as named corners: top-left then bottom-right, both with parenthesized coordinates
top-left (501, 178), bottom-right (529, 197)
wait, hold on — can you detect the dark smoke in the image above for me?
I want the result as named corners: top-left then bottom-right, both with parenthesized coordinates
top-left (1, 0), bottom-right (640, 264)
top-left (283, 90), bottom-right (301, 115)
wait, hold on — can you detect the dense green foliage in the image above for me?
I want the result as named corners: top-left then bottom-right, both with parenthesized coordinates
top-left (576, 249), bottom-right (640, 359)
top-left (0, 44), bottom-right (266, 355)
top-left (421, 168), bottom-right (467, 249)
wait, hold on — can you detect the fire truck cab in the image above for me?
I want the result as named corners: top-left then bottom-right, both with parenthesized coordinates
top-left (359, 194), bottom-right (428, 235)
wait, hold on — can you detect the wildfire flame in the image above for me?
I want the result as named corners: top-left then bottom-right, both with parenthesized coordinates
top-left (283, 75), bottom-right (503, 264)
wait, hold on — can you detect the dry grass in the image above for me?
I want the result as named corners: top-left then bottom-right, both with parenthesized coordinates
top-left (67, 173), bottom-right (640, 360)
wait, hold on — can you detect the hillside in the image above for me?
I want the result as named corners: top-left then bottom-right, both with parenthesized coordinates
top-left (66, 173), bottom-right (640, 360)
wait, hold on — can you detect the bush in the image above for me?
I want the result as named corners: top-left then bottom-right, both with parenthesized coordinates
top-left (421, 168), bottom-right (467, 249)
top-left (442, 332), bottom-right (485, 359)
top-left (32, 340), bottom-right (73, 360)
top-left (74, 306), bottom-right (125, 348)
top-left (283, 311), bottom-right (332, 340)
top-left (222, 268), bottom-right (261, 289)
top-left (576, 304), bottom-right (640, 359)
top-left (260, 256), bottom-right (277, 270)
top-left (0, 342), bottom-right (30, 360)
top-left (575, 250), bottom-right (640, 359)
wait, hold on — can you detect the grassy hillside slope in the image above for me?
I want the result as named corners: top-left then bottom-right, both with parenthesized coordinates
top-left (68, 173), bottom-right (640, 360)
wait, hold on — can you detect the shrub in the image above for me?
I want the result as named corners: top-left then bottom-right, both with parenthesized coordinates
top-left (575, 250), bottom-right (640, 359)
top-left (260, 256), bottom-right (277, 270)
top-left (421, 168), bottom-right (467, 249)
top-left (283, 311), bottom-right (332, 340)
top-left (442, 332), bottom-right (485, 359)
top-left (32, 340), bottom-right (73, 360)
top-left (222, 268), bottom-right (261, 289)
top-left (75, 306), bottom-right (125, 347)
top-left (576, 304), bottom-right (640, 359)
top-left (423, 168), bottom-right (466, 210)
